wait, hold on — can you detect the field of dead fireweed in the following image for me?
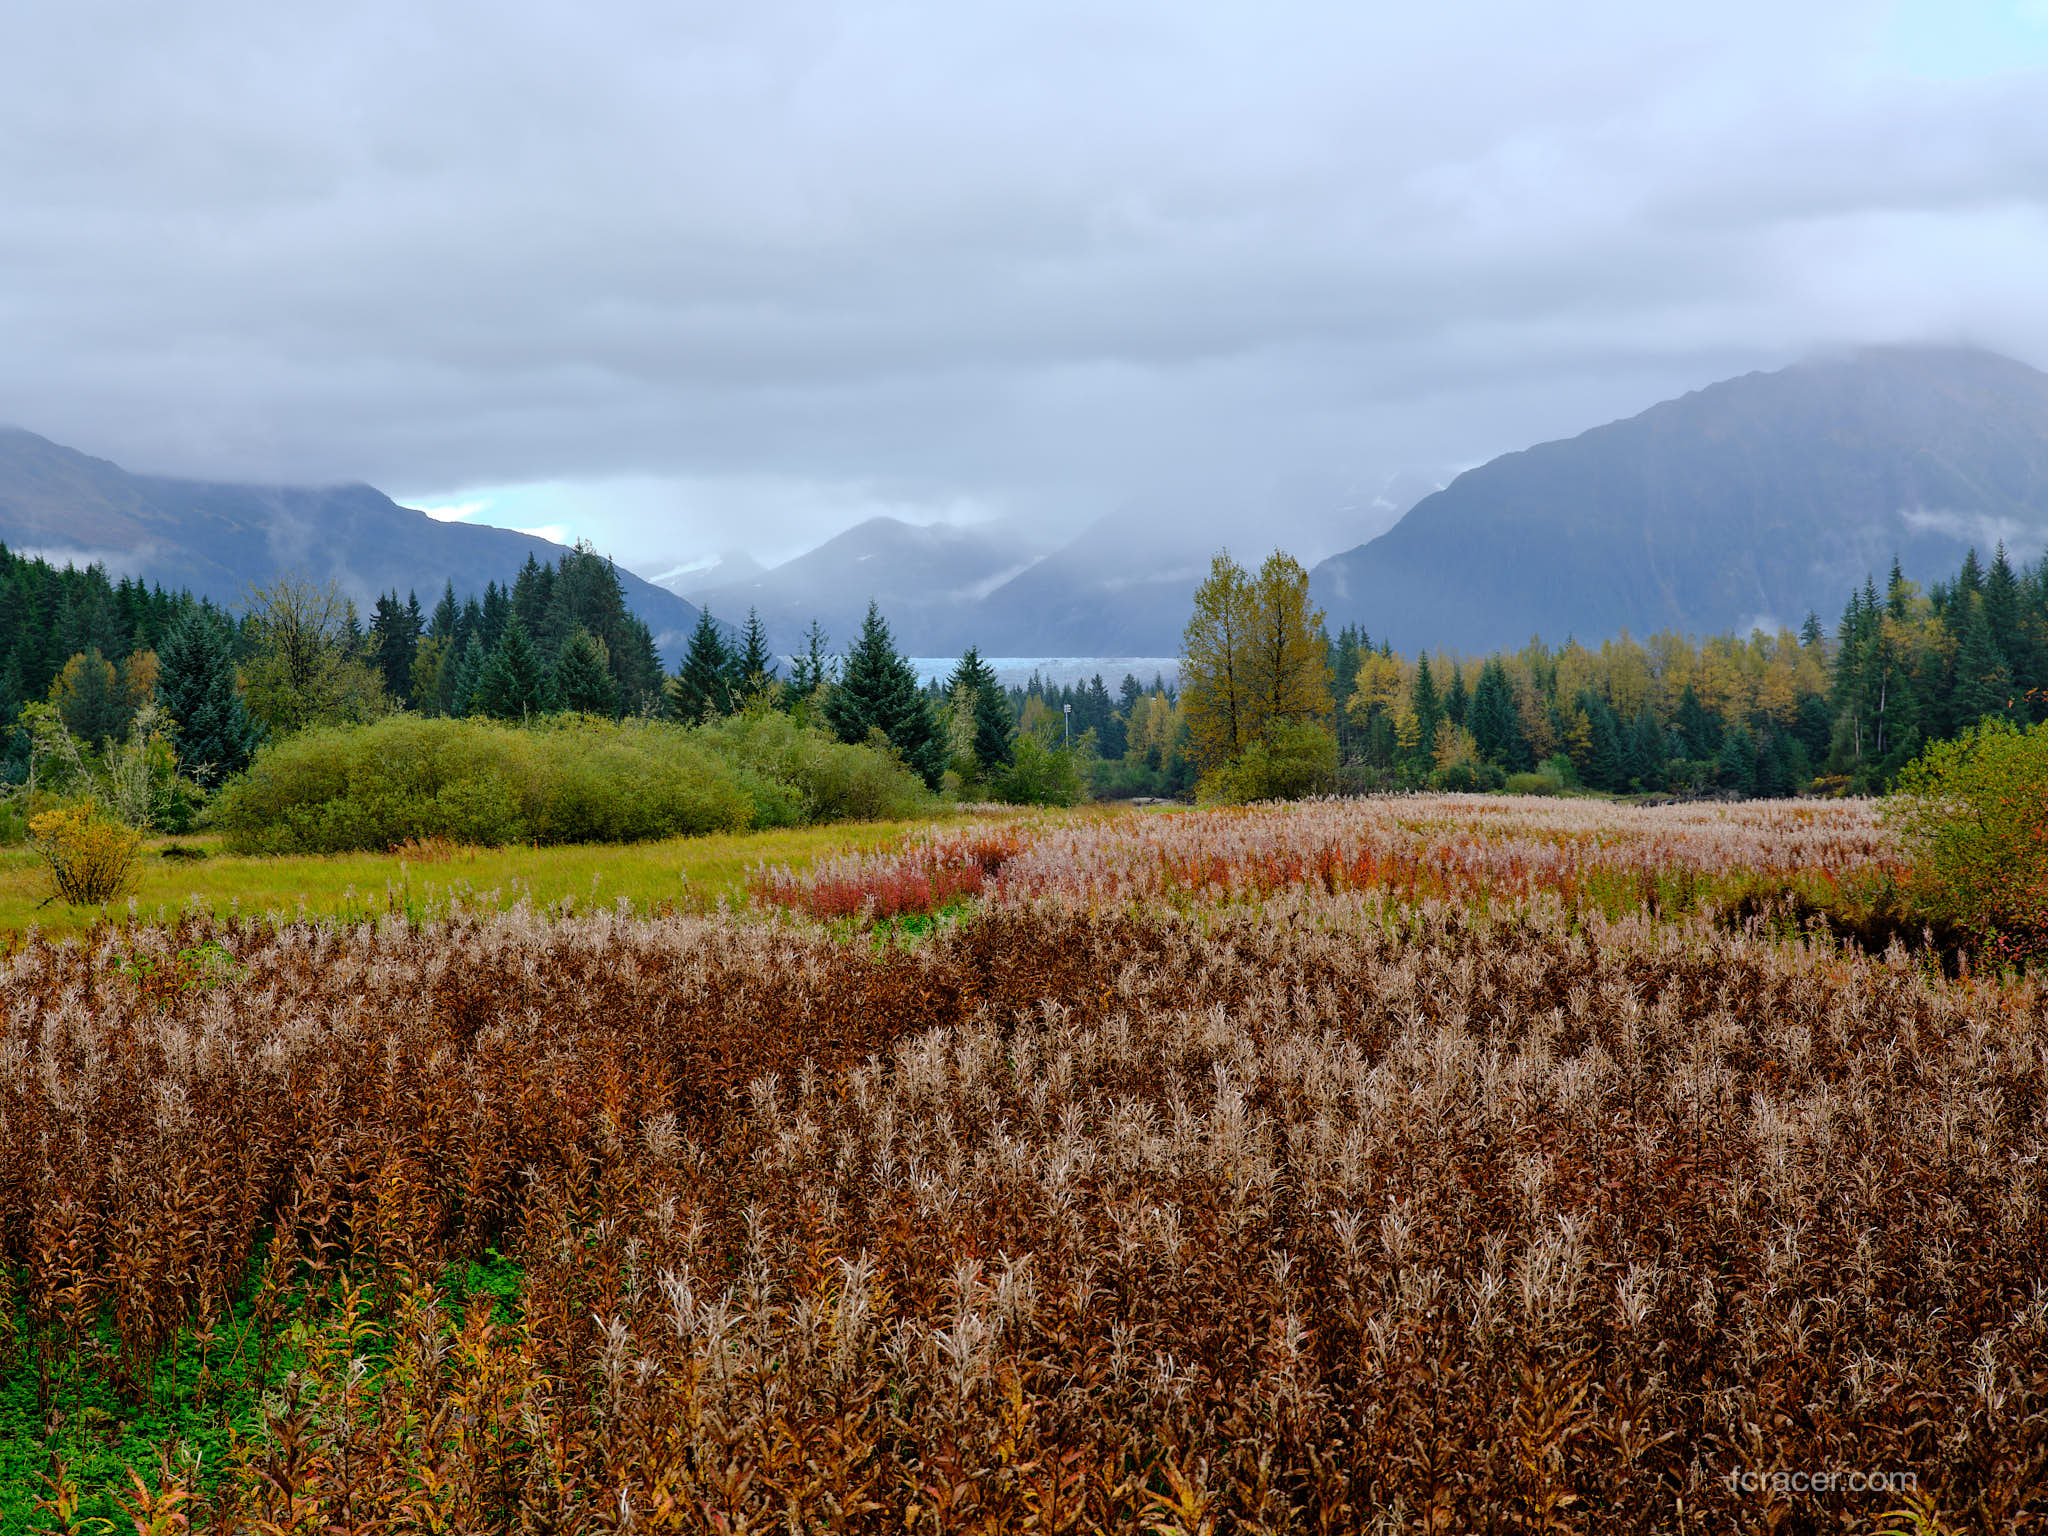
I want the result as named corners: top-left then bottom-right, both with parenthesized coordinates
top-left (2, 795), bottom-right (2046, 1532)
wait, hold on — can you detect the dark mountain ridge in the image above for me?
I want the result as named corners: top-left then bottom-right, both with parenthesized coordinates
top-left (0, 428), bottom-right (709, 663)
top-left (1311, 346), bottom-right (2048, 653)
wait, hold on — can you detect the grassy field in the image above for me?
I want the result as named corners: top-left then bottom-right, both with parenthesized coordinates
top-left (0, 814), bottom-right (1022, 938)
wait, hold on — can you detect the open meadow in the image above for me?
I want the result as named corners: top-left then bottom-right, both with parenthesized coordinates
top-left (2, 795), bottom-right (2044, 1532)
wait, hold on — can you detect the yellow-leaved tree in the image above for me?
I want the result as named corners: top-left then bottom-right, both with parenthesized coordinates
top-left (1181, 550), bottom-right (1333, 798)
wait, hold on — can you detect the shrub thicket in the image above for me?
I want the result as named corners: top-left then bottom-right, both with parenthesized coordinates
top-left (696, 710), bottom-right (932, 825)
top-left (1886, 716), bottom-right (2048, 963)
top-left (211, 716), bottom-right (758, 853)
top-left (991, 734), bottom-right (1087, 806)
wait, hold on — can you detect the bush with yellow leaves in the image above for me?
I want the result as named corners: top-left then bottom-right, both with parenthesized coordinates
top-left (27, 801), bottom-right (141, 906)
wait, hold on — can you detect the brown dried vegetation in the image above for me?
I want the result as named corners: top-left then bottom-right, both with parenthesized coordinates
top-left (2, 853), bottom-right (2046, 1528)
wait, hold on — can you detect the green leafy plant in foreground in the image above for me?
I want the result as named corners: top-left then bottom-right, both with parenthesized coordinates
top-left (1885, 716), bottom-right (2048, 965)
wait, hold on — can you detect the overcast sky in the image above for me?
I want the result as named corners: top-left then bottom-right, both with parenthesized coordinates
top-left (4, 0), bottom-right (2047, 574)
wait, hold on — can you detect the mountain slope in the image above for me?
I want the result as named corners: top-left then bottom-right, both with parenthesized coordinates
top-left (967, 514), bottom-right (1215, 655)
top-left (1311, 346), bottom-right (2048, 653)
top-left (685, 516), bottom-right (1040, 655)
top-left (0, 428), bottom-right (708, 662)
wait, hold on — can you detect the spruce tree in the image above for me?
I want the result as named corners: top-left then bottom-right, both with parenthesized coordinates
top-left (449, 636), bottom-right (487, 717)
top-left (479, 582), bottom-right (511, 652)
top-left (1675, 683), bottom-right (1720, 759)
top-left (551, 627), bottom-right (621, 716)
top-left (947, 646), bottom-right (1014, 776)
top-left (154, 608), bottom-right (260, 784)
top-left (473, 617), bottom-right (554, 720)
top-left (734, 608), bottom-right (778, 702)
top-left (670, 610), bottom-right (734, 721)
top-left (1410, 654), bottom-right (1440, 768)
top-left (1582, 694), bottom-right (1623, 790)
top-left (1624, 707), bottom-right (1665, 790)
top-left (1468, 658), bottom-right (1531, 771)
top-left (429, 582), bottom-right (460, 641)
top-left (1953, 593), bottom-right (2013, 726)
top-left (787, 621), bottom-right (832, 696)
top-left (1716, 723), bottom-right (1757, 796)
top-left (1443, 663), bottom-right (1469, 729)
top-left (827, 602), bottom-right (946, 788)
top-left (370, 590), bottom-right (421, 703)
top-left (1983, 544), bottom-right (2021, 672)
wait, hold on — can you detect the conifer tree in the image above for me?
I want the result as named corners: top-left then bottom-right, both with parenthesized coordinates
top-left (1410, 654), bottom-right (1440, 768)
top-left (1984, 543), bottom-right (2021, 671)
top-left (1716, 723), bottom-right (1757, 796)
top-left (154, 608), bottom-right (260, 783)
top-left (1675, 683), bottom-right (1719, 759)
top-left (1443, 663), bottom-right (1469, 729)
top-left (1624, 706), bottom-right (1665, 789)
top-left (370, 590), bottom-right (422, 704)
top-left (947, 646), bottom-right (1014, 777)
top-left (827, 602), bottom-right (946, 788)
top-left (1582, 693), bottom-right (1623, 790)
top-left (479, 582), bottom-right (511, 652)
top-left (669, 610), bottom-right (734, 721)
top-left (734, 608), bottom-right (778, 703)
top-left (1954, 593), bottom-right (2014, 726)
top-left (786, 621), bottom-right (832, 696)
top-left (550, 627), bottom-right (621, 716)
top-left (473, 617), bottom-right (554, 720)
top-left (449, 636), bottom-right (487, 718)
top-left (430, 582), bottom-right (460, 641)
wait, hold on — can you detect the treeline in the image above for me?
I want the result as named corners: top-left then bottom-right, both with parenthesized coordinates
top-left (6, 530), bottom-right (2043, 839)
top-left (1179, 543), bottom-right (2048, 801)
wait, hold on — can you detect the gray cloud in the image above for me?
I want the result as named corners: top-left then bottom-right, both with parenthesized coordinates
top-left (2, 0), bottom-right (2046, 570)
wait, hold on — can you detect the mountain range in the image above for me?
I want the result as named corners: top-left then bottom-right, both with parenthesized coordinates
top-left (5, 345), bottom-right (2046, 666)
top-left (1309, 345), bottom-right (2048, 652)
top-left (669, 509), bottom-right (1240, 658)
top-left (0, 428), bottom-right (709, 662)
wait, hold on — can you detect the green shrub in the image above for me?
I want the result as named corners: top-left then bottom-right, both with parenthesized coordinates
top-left (1884, 718), bottom-right (2048, 964)
top-left (1430, 760), bottom-right (1506, 793)
top-left (1504, 770), bottom-right (1562, 796)
top-left (993, 736), bottom-right (1087, 807)
top-left (211, 712), bottom-right (934, 854)
top-left (212, 715), bottom-right (755, 853)
top-left (1200, 721), bottom-right (1339, 805)
top-left (697, 711), bottom-right (931, 823)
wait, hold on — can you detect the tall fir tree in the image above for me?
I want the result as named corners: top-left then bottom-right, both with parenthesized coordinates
top-left (429, 582), bottom-right (460, 641)
top-left (669, 610), bottom-right (734, 721)
top-left (947, 646), bottom-right (1014, 777)
top-left (154, 608), bottom-right (261, 784)
top-left (826, 602), bottom-right (946, 788)
top-left (1953, 592), bottom-right (2013, 726)
top-left (370, 590), bottom-right (422, 704)
top-left (1409, 653), bottom-right (1440, 768)
top-left (1443, 663), bottom-right (1469, 729)
top-left (550, 627), bottom-right (621, 716)
top-left (472, 617), bottom-right (553, 720)
top-left (733, 608), bottom-right (778, 702)
top-left (448, 636), bottom-right (487, 718)
top-left (479, 582), bottom-right (511, 652)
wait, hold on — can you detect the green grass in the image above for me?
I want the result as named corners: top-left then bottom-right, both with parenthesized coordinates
top-left (0, 1249), bottom-right (536, 1534)
top-left (0, 814), bottom-right (1018, 938)
top-left (0, 1278), bottom-right (291, 1534)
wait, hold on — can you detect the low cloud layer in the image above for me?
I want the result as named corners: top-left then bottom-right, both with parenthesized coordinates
top-left (3, 0), bottom-right (2045, 570)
